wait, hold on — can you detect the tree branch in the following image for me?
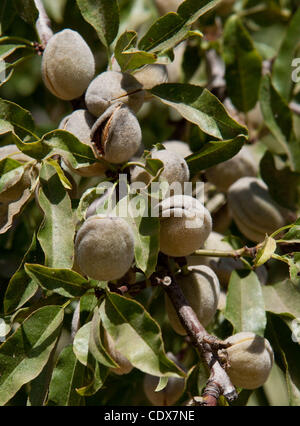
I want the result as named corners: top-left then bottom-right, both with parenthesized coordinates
top-left (192, 238), bottom-right (300, 260)
top-left (34, 0), bottom-right (53, 48)
top-left (159, 275), bottom-right (238, 406)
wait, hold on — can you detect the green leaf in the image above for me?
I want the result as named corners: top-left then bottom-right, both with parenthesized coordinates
top-left (145, 158), bottom-right (164, 176)
top-left (80, 291), bottom-right (99, 325)
top-left (272, 8), bottom-right (300, 101)
top-left (0, 157), bottom-right (21, 175)
top-left (177, 0), bottom-right (221, 25)
top-left (138, 13), bottom-right (187, 53)
top-left (114, 31), bottom-right (157, 72)
top-left (118, 48), bottom-right (157, 72)
top-left (76, 360), bottom-right (108, 397)
top-left (223, 15), bottom-right (262, 112)
top-left (73, 322), bottom-right (91, 366)
top-left (4, 233), bottom-right (41, 314)
top-left (0, 305), bottom-right (64, 406)
top-left (266, 314), bottom-right (300, 406)
top-left (139, 0), bottom-right (221, 52)
top-left (155, 376), bottom-right (168, 392)
top-left (14, 130), bottom-right (96, 171)
top-left (27, 339), bottom-right (59, 406)
top-left (260, 151), bottom-right (300, 211)
top-left (0, 98), bottom-right (35, 137)
top-left (186, 135), bottom-right (245, 174)
top-left (259, 74), bottom-right (293, 158)
top-left (72, 313), bottom-right (110, 396)
top-left (45, 159), bottom-right (72, 190)
top-left (37, 162), bottom-right (75, 269)
top-left (13, 0), bottom-right (38, 26)
top-left (286, 253), bottom-right (300, 285)
top-left (76, 182), bottom-right (112, 222)
top-left (151, 83), bottom-right (247, 140)
top-left (224, 270), bottom-right (267, 336)
top-left (0, 1), bottom-right (16, 35)
top-left (0, 43), bottom-right (28, 59)
top-left (47, 345), bottom-right (85, 406)
top-left (112, 195), bottom-right (160, 278)
top-left (89, 307), bottom-right (118, 368)
top-left (76, 0), bottom-right (119, 47)
top-left (0, 163), bottom-right (24, 196)
top-left (283, 218), bottom-right (300, 242)
top-left (132, 213), bottom-right (160, 278)
top-left (0, 163), bottom-right (39, 235)
top-left (262, 280), bottom-right (300, 318)
top-left (99, 291), bottom-right (186, 378)
top-left (254, 236), bottom-right (277, 267)
top-left (24, 264), bottom-right (90, 298)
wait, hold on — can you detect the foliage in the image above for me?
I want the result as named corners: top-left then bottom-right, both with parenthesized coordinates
top-left (0, 0), bottom-right (300, 407)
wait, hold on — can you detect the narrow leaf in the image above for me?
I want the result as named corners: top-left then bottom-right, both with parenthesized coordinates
top-left (13, 130), bottom-right (98, 175)
top-left (0, 43), bottom-right (28, 59)
top-left (0, 306), bottom-right (64, 406)
top-left (223, 15), bottom-right (262, 112)
top-left (76, 361), bottom-right (108, 397)
top-left (224, 270), bottom-right (266, 336)
top-left (4, 233), bottom-right (41, 314)
top-left (272, 8), bottom-right (300, 101)
top-left (139, 0), bottom-right (221, 52)
top-left (0, 164), bottom-right (39, 235)
top-left (24, 264), bottom-right (90, 298)
top-left (112, 195), bottom-right (160, 278)
top-left (260, 151), bottom-right (300, 210)
top-left (114, 31), bottom-right (156, 71)
top-left (37, 162), bottom-right (75, 269)
top-left (13, 0), bottom-right (38, 26)
top-left (99, 292), bottom-right (186, 378)
top-left (283, 218), bottom-right (300, 242)
top-left (254, 236), bottom-right (277, 267)
top-left (155, 376), bottom-right (168, 392)
top-left (72, 316), bottom-right (110, 396)
top-left (267, 314), bottom-right (300, 406)
top-left (151, 83), bottom-right (247, 140)
top-left (177, 0), bottom-right (221, 25)
top-left (262, 280), bottom-right (300, 318)
top-left (0, 98), bottom-right (35, 137)
top-left (47, 345), bottom-right (85, 406)
top-left (138, 13), bottom-right (187, 53)
top-left (89, 307), bottom-right (118, 368)
top-left (76, 0), bottom-right (119, 47)
top-left (45, 159), bottom-right (72, 190)
top-left (186, 135), bottom-right (245, 173)
top-left (73, 322), bottom-right (91, 366)
top-left (259, 74), bottom-right (293, 156)
top-left (0, 1), bottom-right (16, 35)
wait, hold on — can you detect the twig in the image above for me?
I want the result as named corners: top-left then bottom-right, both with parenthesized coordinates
top-left (34, 0), bottom-right (53, 47)
top-left (159, 275), bottom-right (238, 406)
top-left (193, 245), bottom-right (258, 259)
top-left (193, 238), bottom-right (300, 261)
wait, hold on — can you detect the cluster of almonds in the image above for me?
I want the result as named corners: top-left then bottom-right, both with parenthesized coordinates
top-left (40, 25), bottom-right (281, 404)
